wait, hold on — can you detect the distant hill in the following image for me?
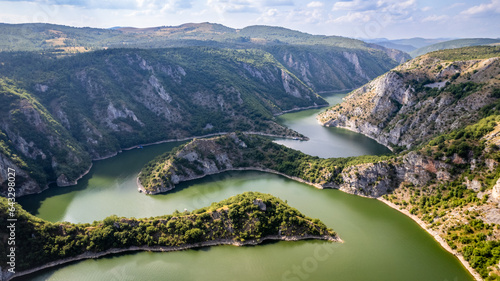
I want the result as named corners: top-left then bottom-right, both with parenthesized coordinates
top-left (363, 37), bottom-right (450, 53)
top-left (410, 38), bottom-right (500, 57)
top-left (369, 41), bottom-right (417, 53)
top-left (389, 38), bottom-right (451, 49)
top-left (0, 22), bottom-right (389, 51)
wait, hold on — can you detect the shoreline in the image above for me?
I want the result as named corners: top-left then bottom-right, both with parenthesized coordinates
top-left (141, 167), bottom-right (483, 281)
top-left (319, 121), bottom-right (395, 152)
top-left (4, 235), bottom-right (340, 281)
top-left (100, 131), bottom-right (308, 157)
top-left (20, 131), bottom-right (308, 198)
top-left (138, 166), bottom-right (325, 194)
top-left (273, 104), bottom-right (328, 116)
top-left (378, 197), bottom-right (483, 281)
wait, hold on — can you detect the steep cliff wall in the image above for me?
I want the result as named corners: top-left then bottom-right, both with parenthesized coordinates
top-left (318, 47), bottom-right (500, 150)
top-left (268, 45), bottom-right (408, 93)
top-left (137, 134), bottom-right (452, 198)
top-left (0, 79), bottom-right (91, 196)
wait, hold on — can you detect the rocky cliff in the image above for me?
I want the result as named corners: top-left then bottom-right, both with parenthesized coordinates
top-left (318, 46), bottom-right (500, 150)
top-left (136, 133), bottom-right (467, 199)
top-left (0, 79), bottom-right (91, 195)
top-left (267, 45), bottom-right (408, 93)
top-left (0, 48), bottom-right (328, 196)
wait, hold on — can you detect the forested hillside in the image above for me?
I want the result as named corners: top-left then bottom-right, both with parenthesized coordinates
top-left (141, 117), bottom-right (500, 279)
top-left (0, 22), bottom-right (409, 91)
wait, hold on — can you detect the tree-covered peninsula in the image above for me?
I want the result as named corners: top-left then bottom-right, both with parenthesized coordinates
top-left (0, 192), bottom-right (339, 280)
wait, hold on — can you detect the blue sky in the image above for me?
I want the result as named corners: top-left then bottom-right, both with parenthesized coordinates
top-left (0, 0), bottom-right (498, 39)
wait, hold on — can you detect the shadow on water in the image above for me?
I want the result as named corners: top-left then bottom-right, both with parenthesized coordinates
top-left (18, 141), bottom-right (187, 219)
top-left (18, 172), bottom-right (94, 217)
top-left (155, 171), bottom-right (252, 197)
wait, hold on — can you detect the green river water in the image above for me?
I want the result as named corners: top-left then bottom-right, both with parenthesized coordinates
top-left (16, 93), bottom-right (474, 281)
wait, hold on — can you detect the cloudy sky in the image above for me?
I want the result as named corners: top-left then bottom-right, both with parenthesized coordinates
top-left (0, 0), bottom-right (498, 39)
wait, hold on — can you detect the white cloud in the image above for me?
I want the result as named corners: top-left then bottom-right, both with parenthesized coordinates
top-left (331, 0), bottom-right (416, 24)
top-left (422, 15), bottom-right (449, 22)
top-left (421, 6), bottom-right (431, 12)
top-left (332, 0), bottom-right (379, 12)
top-left (206, 0), bottom-right (260, 14)
top-left (307, 1), bottom-right (323, 8)
top-left (449, 2), bottom-right (465, 9)
top-left (333, 11), bottom-right (371, 23)
top-left (461, 0), bottom-right (500, 15)
top-left (262, 0), bottom-right (294, 6)
top-left (0, 0), bottom-right (195, 11)
top-left (256, 8), bottom-right (279, 23)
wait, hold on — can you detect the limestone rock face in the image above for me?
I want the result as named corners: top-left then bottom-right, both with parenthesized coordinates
top-left (464, 178), bottom-right (482, 192)
top-left (56, 174), bottom-right (75, 187)
top-left (330, 151), bottom-right (452, 198)
top-left (318, 56), bottom-right (500, 150)
top-left (0, 153), bottom-right (41, 196)
top-left (492, 178), bottom-right (500, 202)
top-left (253, 199), bottom-right (267, 211)
top-left (140, 134), bottom-right (459, 199)
top-left (1, 48), bottom-right (332, 197)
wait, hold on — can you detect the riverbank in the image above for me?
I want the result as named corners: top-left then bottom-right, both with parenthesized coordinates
top-left (137, 166), bottom-right (325, 195)
top-left (109, 131), bottom-right (308, 156)
top-left (22, 131), bottom-right (307, 199)
top-left (3, 235), bottom-right (340, 281)
top-left (378, 197), bottom-right (482, 281)
top-left (317, 121), bottom-right (395, 152)
top-left (139, 163), bottom-right (483, 281)
top-left (273, 104), bottom-right (329, 116)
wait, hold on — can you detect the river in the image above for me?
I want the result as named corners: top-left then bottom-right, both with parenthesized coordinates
top-left (16, 92), bottom-right (474, 281)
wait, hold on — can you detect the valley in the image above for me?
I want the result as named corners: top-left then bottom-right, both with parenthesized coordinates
top-left (0, 21), bottom-right (499, 281)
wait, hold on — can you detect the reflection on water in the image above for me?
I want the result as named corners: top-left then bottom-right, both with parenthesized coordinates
top-left (18, 171), bottom-right (473, 281)
top-left (17, 92), bottom-right (472, 281)
top-left (275, 92), bottom-right (391, 158)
